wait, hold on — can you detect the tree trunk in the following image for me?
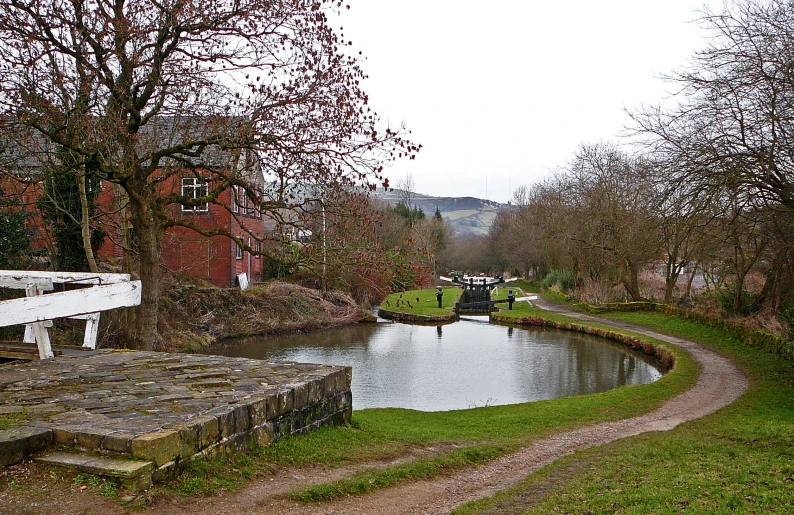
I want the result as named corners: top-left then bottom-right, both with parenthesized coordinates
top-left (77, 170), bottom-right (100, 274)
top-left (733, 270), bottom-right (747, 315)
top-left (664, 275), bottom-right (677, 304)
top-left (622, 260), bottom-right (642, 301)
top-left (117, 185), bottom-right (134, 275)
top-left (685, 263), bottom-right (699, 299)
top-left (129, 196), bottom-right (163, 350)
top-left (663, 257), bottom-right (679, 304)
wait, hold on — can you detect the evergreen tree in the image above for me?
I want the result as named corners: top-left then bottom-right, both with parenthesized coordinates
top-left (37, 156), bottom-right (105, 272)
top-left (0, 185), bottom-right (32, 269)
top-left (390, 201), bottom-right (425, 222)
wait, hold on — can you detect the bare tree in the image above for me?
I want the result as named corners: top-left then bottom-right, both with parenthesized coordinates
top-left (631, 0), bottom-right (794, 313)
top-left (0, 0), bottom-right (417, 347)
top-left (566, 144), bottom-right (660, 301)
top-left (632, 0), bottom-right (794, 212)
top-left (653, 165), bottom-right (715, 303)
top-left (396, 173), bottom-right (418, 212)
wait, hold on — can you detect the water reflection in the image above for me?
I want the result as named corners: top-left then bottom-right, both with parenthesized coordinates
top-left (216, 319), bottom-right (662, 412)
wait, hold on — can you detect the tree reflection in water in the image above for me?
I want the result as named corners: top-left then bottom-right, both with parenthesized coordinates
top-left (216, 320), bottom-right (662, 412)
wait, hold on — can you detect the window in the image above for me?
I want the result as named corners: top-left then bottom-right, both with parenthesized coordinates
top-left (182, 177), bottom-right (208, 212)
top-left (235, 241), bottom-right (243, 260)
top-left (254, 240), bottom-right (261, 257)
top-left (232, 185), bottom-right (260, 218)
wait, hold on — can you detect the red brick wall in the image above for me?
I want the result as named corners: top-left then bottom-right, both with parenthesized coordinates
top-left (9, 171), bottom-right (265, 288)
top-left (158, 175), bottom-right (265, 288)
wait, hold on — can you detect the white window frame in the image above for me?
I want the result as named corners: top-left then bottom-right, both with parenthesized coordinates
top-left (232, 185), bottom-right (240, 214)
top-left (235, 241), bottom-right (243, 260)
top-left (181, 177), bottom-right (209, 212)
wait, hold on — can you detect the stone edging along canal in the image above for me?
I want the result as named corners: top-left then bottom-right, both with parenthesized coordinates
top-left (377, 307), bottom-right (456, 323)
top-left (490, 310), bottom-right (676, 370)
top-left (380, 302), bottom-right (674, 373)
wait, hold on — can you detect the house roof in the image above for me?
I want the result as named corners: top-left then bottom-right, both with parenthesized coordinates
top-left (0, 115), bottom-right (253, 176)
top-left (140, 116), bottom-right (251, 170)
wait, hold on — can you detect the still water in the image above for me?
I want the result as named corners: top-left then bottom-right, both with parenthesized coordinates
top-left (217, 316), bottom-right (663, 412)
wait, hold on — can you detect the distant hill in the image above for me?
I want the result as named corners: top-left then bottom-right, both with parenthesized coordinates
top-left (372, 188), bottom-right (507, 235)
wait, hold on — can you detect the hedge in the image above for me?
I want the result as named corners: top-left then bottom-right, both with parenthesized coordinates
top-left (575, 301), bottom-right (794, 363)
top-left (490, 312), bottom-right (675, 371)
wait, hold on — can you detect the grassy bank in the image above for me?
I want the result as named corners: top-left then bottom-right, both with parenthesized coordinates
top-left (165, 305), bottom-right (696, 502)
top-left (454, 311), bottom-right (794, 514)
top-left (157, 281), bottom-right (365, 352)
top-left (378, 280), bottom-right (537, 319)
top-left (379, 287), bottom-right (460, 317)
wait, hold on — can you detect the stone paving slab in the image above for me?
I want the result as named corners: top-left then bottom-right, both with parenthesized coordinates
top-left (0, 350), bottom-right (352, 481)
top-left (36, 451), bottom-right (154, 492)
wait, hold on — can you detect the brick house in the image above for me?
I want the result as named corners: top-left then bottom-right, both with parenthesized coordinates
top-left (2, 117), bottom-right (267, 288)
top-left (94, 173), bottom-right (266, 288)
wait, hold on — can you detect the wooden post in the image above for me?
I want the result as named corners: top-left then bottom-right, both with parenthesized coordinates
top-left (82, 313), bottom-right (100, 349)
top-left (70, 313), bottom-right (101, 349)
top-left (24, 283), bottom-right (54, 359)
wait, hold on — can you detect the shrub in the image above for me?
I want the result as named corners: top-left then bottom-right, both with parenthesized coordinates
top-left (557, 269), bottom-right (578, 291)
top-left (541, 270), bottom-right (558, 290)
top-left (542, 269), bottom-right (578, 292)
top-left (716, 282), bottom-right (762, 316)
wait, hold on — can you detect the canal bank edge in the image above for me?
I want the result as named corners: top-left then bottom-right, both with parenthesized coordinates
top-left (377, 307), bottom-right (456, 323)
top-left (161, 282), bottom-right (367, 351)
top-left (490, 312), bottom-right (676, 371)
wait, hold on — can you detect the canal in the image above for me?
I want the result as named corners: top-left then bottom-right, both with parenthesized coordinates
top-left (216, 316), bottom-right (663, 412)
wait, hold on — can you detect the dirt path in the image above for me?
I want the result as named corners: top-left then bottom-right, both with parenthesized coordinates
top-left (1, 301), bottom-right (748, 515)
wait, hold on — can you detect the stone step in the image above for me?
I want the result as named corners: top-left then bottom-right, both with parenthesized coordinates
top-left (0, 426), bottom-right (53, 467)
top-left (36, 451), bottom-right (154, 492)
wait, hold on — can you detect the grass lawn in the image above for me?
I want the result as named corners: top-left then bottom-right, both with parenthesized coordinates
top-left (453, 311), bottom-right (794, 514)
top-left (505, 278), bottom-right (541, 294)
top-left (379, 287), bottom-right (460, 316)
top-left (167, 300), bottom-right (697, 502)
top-left (492, 291), bottom-right (590, 324)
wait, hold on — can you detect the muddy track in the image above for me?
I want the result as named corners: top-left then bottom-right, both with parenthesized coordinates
top-left (1, 300), bottom-right (748, 515)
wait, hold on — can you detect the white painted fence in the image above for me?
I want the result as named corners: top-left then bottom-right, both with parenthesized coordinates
top-left (0, 271), bottom-right (141, 359)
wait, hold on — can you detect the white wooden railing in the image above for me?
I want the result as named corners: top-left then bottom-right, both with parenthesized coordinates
top-left (0, 271), bottom-right (142, 359)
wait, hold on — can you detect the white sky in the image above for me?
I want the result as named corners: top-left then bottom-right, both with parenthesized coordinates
top-left (338, 0), bottom-right (721, 203)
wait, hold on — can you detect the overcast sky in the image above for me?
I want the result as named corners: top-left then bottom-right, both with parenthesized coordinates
top-left (338, 0), bottom-right (721, 203)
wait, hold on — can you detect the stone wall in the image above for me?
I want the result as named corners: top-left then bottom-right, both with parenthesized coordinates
top-left (0, 351), bottom-right (352, 483)
top-left (142, 368), bottom-right (353, 481)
